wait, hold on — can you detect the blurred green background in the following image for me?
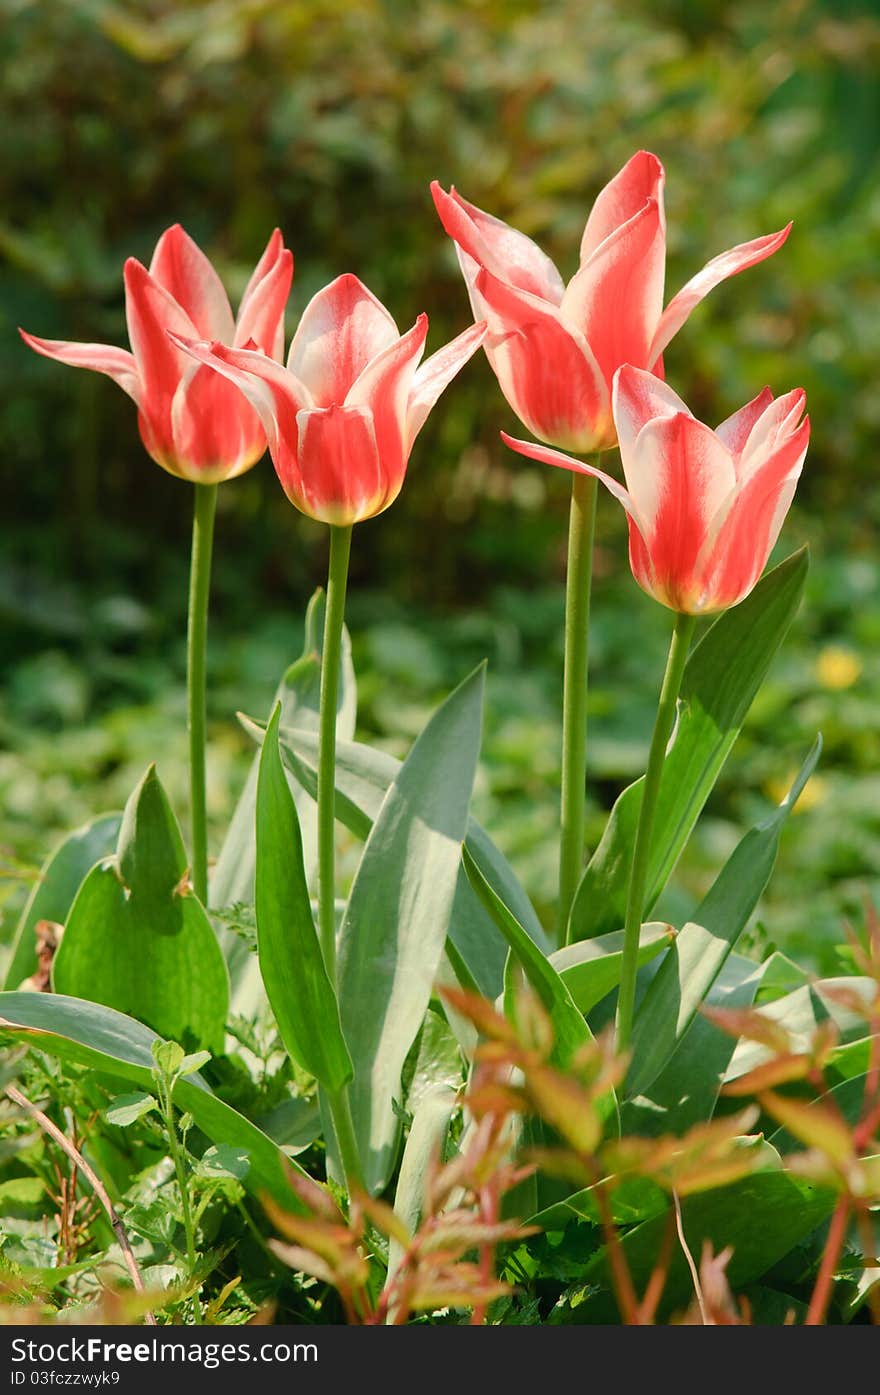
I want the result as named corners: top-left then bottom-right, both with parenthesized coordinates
top-left (2, 0), bottom-right (879, 973)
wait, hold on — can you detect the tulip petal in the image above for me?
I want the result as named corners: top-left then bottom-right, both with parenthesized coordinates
top-left (287, 274), bottom-right (399, 405)
top-left (344, 314), bottom-right (428, 487)
top-left (627, 413), bottom-right (737, 609)
top-left (235, 235), bottom-right (294, 360)
top-left (431, 181), bottom-right (565, 304)
top-left (295, 404), bottom-right (386, 523)
top-left (406, 321), bottom-right (487, 448)
top-left (501, 429), bottom-right (657, 598)
top-left (738, 388), bottom-right (807, 478)
top-left (500, 431), bottom-right (643, 523)
top-left (167, 360), bottom-right (265, 483)
top-left (149, 224), bottom-right (236, 342)
top-left (649, 223), bottom-right (792, 366)
top-left (695, 417), bottom-right (810, 611)
top-left (19, 330), bottom-right (141, 404)
top-left (579, 151), bottom-right (666, 265)
top-left (125, 259), bottom-right (200, 418)
top-left (477, 269), bottom-right (611, 451)
top-left (715, 387), bottom-right (775, 464)
top-left (562, 195), bottom-right (666, 390)
top-left (612, 364), bottom-right (692, 471)
top-left (169, 335), bottom-right (313, 456)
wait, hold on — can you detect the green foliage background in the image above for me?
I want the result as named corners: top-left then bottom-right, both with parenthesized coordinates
top-left (2, 0), bottom-right (879, 971)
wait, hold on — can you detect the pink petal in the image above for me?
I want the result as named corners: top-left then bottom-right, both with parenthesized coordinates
top-left (406, 321), bottom-right (488, 447)
top-left (235, 231), bottom-right (293, 360)
top-left (19, 329), bottom-right (141, 404)
top-left (502, 428), bottom-right (658, 599)
top-left (500, 431), bottom-right (643, 523)
top-left (714, 387), bottom-right (775, 465)
top-left (649, 223), bottom-right (792, 366)
top-left (149, 224), bottom-right (235, 341)
top-left (612, 364), bottom-right (692, 471)
top-left (345, 315), bottom-right (428, 481)
top-left (169, 335), bottom-right (313, 464)
top-left (695, 417), bottom-right (810, 611)
top-left (477, 269), bottom-right (612, 452)
top-left (738, 388), bottom-right (807, 476)
top-left (287, 274), bottom-right (399, 405)
top-left (167, 360), bottom-right (266, 483)
top-left (431, 181), bottom-right (565, 303)
top-left (579, 150), bottom-right (666, 265)
top-left (629, 413), bottom-right (737, 609)
top-left (124, 259), bottom-right (198, 418)
top-left (562, 195), bottom-right (666, 390)
top-left (295, 404), bottom-right (387, 523)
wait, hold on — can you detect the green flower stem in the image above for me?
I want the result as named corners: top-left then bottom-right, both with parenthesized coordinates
top-left (317, 524), bottom-right (353, 980)
top-left (186, 482), bottom-right (218, 905)
top-left (316, 524), bottom-right (363, 1194)
top-left (616, 609), bottom-right (696, 1050)
top-left (558, 471), bottom-right (599, 946)
top-left (156, 1075), bottom-right (198, 1294)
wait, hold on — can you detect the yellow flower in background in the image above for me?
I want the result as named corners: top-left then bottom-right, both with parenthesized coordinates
top-left (816, 645), bottom-right (862, 691)
top-left (765, 768), bottom-right (827, 813)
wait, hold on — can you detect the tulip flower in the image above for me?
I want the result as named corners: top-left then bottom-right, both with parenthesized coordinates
top-left (431, 152), bottom-right (790, 455)
top-left (21, 223), bottom-right (293, 484)
top-left (433, 153), bottom-right (791, 941)
top-left (504, 365), bottom-right (810, 615)
top-left (21, 224), bottom-right (294, 906)
top-left (172, 273), bottom-right (484, 1193)
top-left (505, 364), bottom-right (810, 1049)
top-left (170, 272), bottom-right (487, 524)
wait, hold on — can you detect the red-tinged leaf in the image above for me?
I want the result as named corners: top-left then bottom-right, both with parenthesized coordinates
top-left (353, 1192), bottom-right (411, 1249)
top-left (671, 1153), bottom-right (765, 1197)
top-left (523, 1147), bottom-right (595, 1188)
top-left (722, 1054), bottom-right (813, 1095)
top-left (439, 984), bottom-right (517, 1044)
top-left (526, 1064), bottom-right (602, 1154)
top-left (268, 1241), bottom-right (337, 1285)
top-left (701, 1004), bottom-right (793, 1053)
top-left (417, 1219), bottom-right (535, 1256)
top-left (759, 1091), bottom-right (854, 1166)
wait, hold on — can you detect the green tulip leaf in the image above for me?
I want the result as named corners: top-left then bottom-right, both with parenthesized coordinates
top-left (211, 588), bottom-right (356, 1014)
top-left (52, 766), bottom-right (229, 1052)
top-left (3, 814), bottom-right (121, 990)
top-left (625, 737), bottom-right (822, 1101)
top-left (569, 549), bottom-right (809, 942)
top-left (0, 991), bottom-right (307, 1212)
top-left (254, 704), bottom-right (352, 1092)
top-left (549, 923), bottom-right (674, 1017)
top-left (336, 665), bottom-right (484, 1194)
top-left (237, 718), bottom-right (550, 999)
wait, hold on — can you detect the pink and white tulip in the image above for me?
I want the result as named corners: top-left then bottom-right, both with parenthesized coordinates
top-left (503, 365), bottom-right (810, 614)
top-left (172, 273), bottom-right (486, 525)
top-left (432, 152), bottom-right (791, 454)
top-left (21, 224), bottom-right (293, 484)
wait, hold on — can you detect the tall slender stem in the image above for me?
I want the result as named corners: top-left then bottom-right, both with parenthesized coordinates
top-left (317, 524), bottom-right (353, 979)
top-left (186, 482), bottom-right (218, 905)
top-left (616, 610), bottom-right (696, 1050)
top-left (558, 471), bottom-right (598, 946)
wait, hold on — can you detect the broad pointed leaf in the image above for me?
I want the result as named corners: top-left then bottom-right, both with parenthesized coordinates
top-left (0, 992), bottom-right (307, 1211)
top-left (53, 766), bottom-right (228, 1051)
top-left (255, 705), bottom-right (352, 1092)
top-left (3, 814), bottom-right (121, 990)
top-left (337, 666), bottom-right (484, 1194)
top-left (211, 588), bottom-right (356, 1013)
top-left (625, 738), bottom-right (821, 1101)
top-left (569, 549), bottom-right (808, 941)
